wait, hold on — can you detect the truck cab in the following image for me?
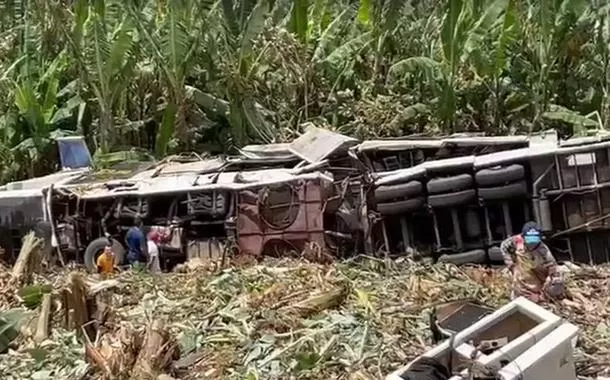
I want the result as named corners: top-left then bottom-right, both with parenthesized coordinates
top-left (0, 136), bottom-right (93, 263)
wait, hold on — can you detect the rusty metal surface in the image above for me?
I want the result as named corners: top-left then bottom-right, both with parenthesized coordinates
top-left (236, 179), bottom-right (326, 256)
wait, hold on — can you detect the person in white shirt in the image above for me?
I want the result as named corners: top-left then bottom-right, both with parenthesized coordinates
top-left (147, 231), bottom-right (161, 273)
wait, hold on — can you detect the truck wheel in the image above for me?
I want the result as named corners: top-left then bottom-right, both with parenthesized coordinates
top-left (427, 174), bottom-right (473, 195)
top-left (478, 180), bottom-right (527, 201)
top-left (428, 189), bottom-right (476, 208)
top-left (84, 237), bottom-right (125, 272)
top-left (375, 181), bottom-right (422, 202)
top-left (377, 197), bottom-right (425, 216)
top-left (488, 246), bottom-right (504, 262)
top-left (438, 249), bottom-right (487, 265)
top-left (475, 164), bottom-right (525, 187)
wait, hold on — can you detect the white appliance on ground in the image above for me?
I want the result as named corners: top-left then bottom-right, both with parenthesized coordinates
top-left (386, 297), bottom-right (578, 380)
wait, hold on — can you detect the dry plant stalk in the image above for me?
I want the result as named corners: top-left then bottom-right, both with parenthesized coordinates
top-left (86, 343), bottom-right (113, 377)
top-left (131, 319), bottom-right (180, 380)
top-left (11, 232), bottom-right (44, 286)
top-left (63, 272), bottom-right (94, 339)
top-left (281, 283), bottom-right (349, 318)
top-left (33, 293), bottom-right (52, 344)
top-left (94, 326), bottom-right (142, 378)
top-left (301, 241), bottom-right (334, 264)
top-left (88, 321), bottom-right (180, 379)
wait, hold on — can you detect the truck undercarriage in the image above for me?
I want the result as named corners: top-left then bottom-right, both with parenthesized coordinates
top-left (3, 128), bottom-right (610, 270)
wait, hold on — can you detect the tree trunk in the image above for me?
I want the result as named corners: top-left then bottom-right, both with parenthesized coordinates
top-left (99, 106), bottom-right (113, 154)
top-left (175, 88), bottom-right (187, 149)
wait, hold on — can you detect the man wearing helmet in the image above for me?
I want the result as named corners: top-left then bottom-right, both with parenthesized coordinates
top-left (500, 221), bottom-right (564, 302)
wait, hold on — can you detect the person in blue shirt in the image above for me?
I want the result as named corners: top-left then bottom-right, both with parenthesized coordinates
top-left (125, 215), bottom-right (147, 268)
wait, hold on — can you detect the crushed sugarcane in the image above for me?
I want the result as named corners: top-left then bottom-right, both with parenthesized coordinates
top-left (0, 257), bottom-right (609, 379)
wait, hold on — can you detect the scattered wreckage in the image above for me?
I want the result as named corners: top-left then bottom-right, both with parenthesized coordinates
top-left (2, 126), bottom-right (610, 270)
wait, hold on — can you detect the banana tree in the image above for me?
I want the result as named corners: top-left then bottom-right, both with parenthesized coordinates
top-left (356, 0), bottom-right (407, 94)
top-left (595, 1), bottom-right (610, 128)
top-left (126, 0), bottom-right (215, 156)
top-left (388, 0), bottom-right (515, 132)
top-left (7, 54), bottom-right (84, 176)
top-left (56, 0), bottom-right (137, 154)
top-left (218, 0), bottom-right (278, 146)
top-left (461, 0), bottom-right (519, 129)
top-left (521, 0), bottom-right (593, 131)
top-left (267, 0), bottom-right (373, 128)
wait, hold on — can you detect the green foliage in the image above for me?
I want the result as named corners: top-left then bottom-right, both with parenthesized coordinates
top-left (18, 284), bottom-right (52, 310)
top-left (0, 309), bottom-right (30, 353)
top-left (0, 0), bottom-right (610, 182)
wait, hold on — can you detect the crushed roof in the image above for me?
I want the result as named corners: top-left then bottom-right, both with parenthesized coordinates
top-left (62, 168), bottom-right (333, 200)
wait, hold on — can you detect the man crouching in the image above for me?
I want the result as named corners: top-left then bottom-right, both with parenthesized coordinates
top-left (500, 221), bottom-right (565, 303)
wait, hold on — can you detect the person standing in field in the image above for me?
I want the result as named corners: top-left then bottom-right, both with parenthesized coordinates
top-left (500, 221), bottom-right (565, 303)
top-left (125, 215), bottom-right (147, 270)
top-left (96, 241), bottom-right (116, 277)
top-left (147, 230), bottom-right (161, 273)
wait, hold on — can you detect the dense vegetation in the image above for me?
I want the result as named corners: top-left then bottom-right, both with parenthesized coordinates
top-left (0, 0), bottom-right (607, 182)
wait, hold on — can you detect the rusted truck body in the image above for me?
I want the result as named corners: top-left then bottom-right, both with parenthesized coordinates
top-left (47, 160), bottom-right (335, 269)
top-left (3, 127), bottom-right (610, 269)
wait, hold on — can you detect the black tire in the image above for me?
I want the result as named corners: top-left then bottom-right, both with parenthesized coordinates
top-left (427, 174), bottom-right (473, 195)
top-left (84, 237), bottom-right (125, 272)
top-left (375, 181), bottom-right (423, 202)
top-left (438, 249), bottom-right (487, 265)
top-left (377, 197), bottom-right (425, 216)
top-left (475, 164), bottom-right (525, 187)
top-left (488, 246), bottom-right (503, 262)
top-left (478, 180), bottom-right (527, 201)
top-left (428, 189), bottom-right (476, 208)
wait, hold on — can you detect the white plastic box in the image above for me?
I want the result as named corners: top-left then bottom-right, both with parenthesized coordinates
top-left (386, 297), bottom-right (578, 380)
top-left (498, 323), bottom-right (578, 380)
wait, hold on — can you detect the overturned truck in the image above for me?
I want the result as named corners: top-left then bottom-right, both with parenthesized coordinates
top-left (2, 127), bottom-right (610, 269)
top-left (0, 129), bottom-right (366, 270)
top-left (362, 129), bottom-right (610, 265)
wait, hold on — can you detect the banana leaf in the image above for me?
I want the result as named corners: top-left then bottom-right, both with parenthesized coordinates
top-left (18, 284), bottom-right (52, 310)
top-left (0, 309), bottom-right (30, 353)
